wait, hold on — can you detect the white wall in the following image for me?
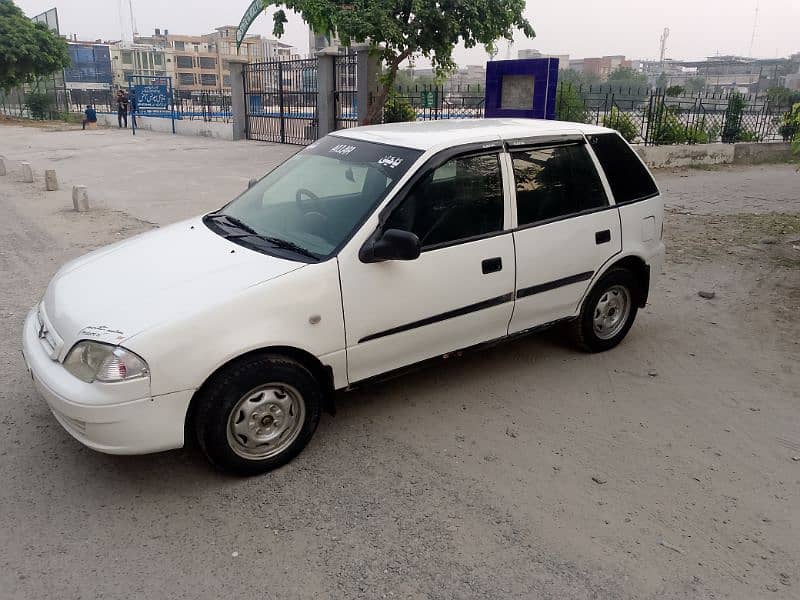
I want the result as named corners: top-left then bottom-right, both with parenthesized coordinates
top-left (95, 113), bottom-right (233, 140)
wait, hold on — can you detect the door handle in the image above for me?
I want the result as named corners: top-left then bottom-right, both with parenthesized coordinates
top-left (595, 230), bottom-right (611, 244)
top-left (482, 257), bottom-right (502, 274)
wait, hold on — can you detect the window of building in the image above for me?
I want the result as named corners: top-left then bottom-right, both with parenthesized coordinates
top-left (176, 55), bottom-right (194, 69)
top-left (120, 51), bottom-right (133, 65)
top-left (199, 57), bottom-right (216, 70)
top-left (178, 73), bottom-right (195, 86)
top-left (587, 133), bottom-right (658, 204)
top-left (384, 153), bottom-right (504, 248)
top-left (511, 144), bottom-right (608, 226)
top-left (174, 41), bottom-right (185, 51)
top-left (153, 53), bottom-right (163, 65)
top-left (223, 75), bottom-right (231, 87)
top-left (200, 74), bottom-right (218, 87)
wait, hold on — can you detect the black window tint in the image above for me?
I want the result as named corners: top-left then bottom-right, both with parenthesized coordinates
top-left (589, 133), bottom-right (658, 203)
top-left (511, 144), bottom-right (608, 226)
top-left (385, 154), bottom-right (504, 248)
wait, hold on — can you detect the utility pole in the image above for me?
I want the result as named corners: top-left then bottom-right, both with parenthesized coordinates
top-left (748, 1), bottom-right (759, 57)
top-left (659, 27), bottom-right (670, 66)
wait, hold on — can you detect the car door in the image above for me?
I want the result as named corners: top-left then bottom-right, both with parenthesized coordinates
top-left (339, 148), bottom-right (516, 383)
top-left (508, 139), bottom-right (622, 334)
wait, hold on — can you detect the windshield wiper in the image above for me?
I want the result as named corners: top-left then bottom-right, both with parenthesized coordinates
top-left (205, 212), bottom-right (260, 236)
top-left (259, 236), bottom-right (320, 260)
top-left (205, 213), bottom-right (319, 260)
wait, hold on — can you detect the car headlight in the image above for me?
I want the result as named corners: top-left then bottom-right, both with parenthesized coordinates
top-left (64, 341), bottom-right (149, 383)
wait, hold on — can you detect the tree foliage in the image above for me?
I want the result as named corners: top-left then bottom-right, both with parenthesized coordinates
top-left (555, 83), bottom-right (589, 124)
top-left (264, 0), bottom-right (535, 122)
top-left (607, 67), bottom-right (648, 89)
top-left (684, 77), bottom-right (706, 94)
top-left (559, 68), bottom-right (600, 88)
top-left (0, 0), bottom-right (70, 91)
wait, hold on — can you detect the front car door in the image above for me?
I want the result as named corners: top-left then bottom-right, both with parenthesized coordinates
top-left (507, 138), bottom-right (622, 334)
top-left (339, 145), bottom-right (516, 383)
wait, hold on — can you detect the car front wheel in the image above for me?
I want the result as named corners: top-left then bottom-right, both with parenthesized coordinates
top-left (572, 268), bottom-right (639, 352)
top-left (194, 354), bottom-right (322, 475)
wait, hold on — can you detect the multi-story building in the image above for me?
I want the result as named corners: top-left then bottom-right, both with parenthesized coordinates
top-left (517, 49), bottom-right (570, 70)
top-left (130, 27), bottom-right (297, 94)
top-left (571, 55), bottom-right (632, 81)
top-left (109, 43), bottom-right (171, 90)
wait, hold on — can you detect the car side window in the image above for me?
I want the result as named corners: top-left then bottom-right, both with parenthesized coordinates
top-left (511, 144), bottom-right (608, 227)
top-left (588, 133), bottom-right (658, 204)
top-left (384, 153), bottom-right (504, 248)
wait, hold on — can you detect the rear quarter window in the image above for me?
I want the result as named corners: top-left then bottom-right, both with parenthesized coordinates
top-left (589, 133), bottom-right (658, 204)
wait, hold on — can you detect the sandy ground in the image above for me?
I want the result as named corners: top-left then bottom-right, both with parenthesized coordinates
top-left (0, 123), bottom-right (798, 599)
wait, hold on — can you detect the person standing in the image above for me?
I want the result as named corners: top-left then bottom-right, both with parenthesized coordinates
top-left (116, 90), bottom-right (129, 128)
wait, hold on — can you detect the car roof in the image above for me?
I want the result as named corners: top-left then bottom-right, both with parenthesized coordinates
top-left (331, 118), bottom-right (616, 151)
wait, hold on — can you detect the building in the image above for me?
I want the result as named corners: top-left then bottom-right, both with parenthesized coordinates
top-left (571, 55), bottom-right (632, 81)
top-left (64, 40), bottom-right (113, 92)
top-left (517, 49), bottom-right (570, 70)
top-left (130, 27), bottom-right (298, 94)
top-left (263, 39), bottom-right (301, 62)
top-left (109, 43), bottom-right (171, 90)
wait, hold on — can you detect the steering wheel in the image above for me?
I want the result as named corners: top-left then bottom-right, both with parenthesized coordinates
top-left (295, 188), bottom-right (331, 241)
top-left (295, 188), bottom-right (321, 213)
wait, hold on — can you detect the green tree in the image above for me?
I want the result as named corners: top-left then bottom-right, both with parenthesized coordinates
top-left (684, 77), bottom-right (706, 94)
top-left (559, 68), bottom-right (600, 88)
top-left (555, 82), bottom-right (589, 123)
top-left (607, 67), bottom-right (648, 90)
top-left (602, 106), bottom-right (638, 142)
top-left (265, 0), bottom-right (535, 123)
top-left (655, 72), bottom-right (668, 90)
top-left (0, 0), bottom-right (70, 91)
top-left (665, 85), bottom-right (684, 97)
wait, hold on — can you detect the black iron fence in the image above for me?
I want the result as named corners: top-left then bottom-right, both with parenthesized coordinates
top-left (555, 84), bottom-right (796, 145)
top-left (392, 84), bottom-right (485, 120)
top-left (243, 58), bottom-right (319, 144)
top-left (1, 86), bottom-right (233, 122)
top-left (334, 53), bottom-right (358, 129)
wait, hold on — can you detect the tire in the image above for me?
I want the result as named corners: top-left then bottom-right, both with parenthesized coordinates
top-left (572, 268), bottom-right (639, 353)
top-left (194, 354), bottom-right (322, 476)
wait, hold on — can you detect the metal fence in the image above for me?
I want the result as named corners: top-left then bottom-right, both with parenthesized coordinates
top-left (243, 58), bottom-right (319, 145)
top-left (555, 84), bottom-right (796, 145)
top-left (1, 86), bottom-right (233, 123)
top-left (334, 53), bottom-right (358, 130)
top-left (392, 84), bottom-right (485, 120)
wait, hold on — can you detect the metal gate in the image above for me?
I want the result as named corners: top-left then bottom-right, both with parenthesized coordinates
top-left (334, 53), bottom-right (358, 130)
top-left (243, 58), bottom-right (319, 145)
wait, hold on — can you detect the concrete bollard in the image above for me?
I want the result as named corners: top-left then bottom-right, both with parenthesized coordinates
top-left (45, 169), bottom-right (59, 191)
top-left (248, 178), bottom-right (258, 189)
top-left (72, 185), bottom-right (89, 212)
top-left (22, 162), bottom-right (34, 183)
top-left (0, 158), bottom-right (6, 176)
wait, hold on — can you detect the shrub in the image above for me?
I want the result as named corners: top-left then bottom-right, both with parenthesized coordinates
top-left (25, 90), bottom-right (53, 119)
top-left (555, 83), bottom-right (590, 123)
top-left (665, 85), bottom-right (685, 97)
top-left (603, 106), bottom-right (638, 142)
top-left (383, 92), bottom-right (416, 123)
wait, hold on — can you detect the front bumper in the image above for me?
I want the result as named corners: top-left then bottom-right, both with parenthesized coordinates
top-left (21, 308), bottom-right (193, 455)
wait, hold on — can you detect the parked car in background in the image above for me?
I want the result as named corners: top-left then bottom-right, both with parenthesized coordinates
top-left (22, 119), bottom-right (664, 475)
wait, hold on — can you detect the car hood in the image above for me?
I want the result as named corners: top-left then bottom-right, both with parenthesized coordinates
top-left (43, 217), bottom-right (304, 351)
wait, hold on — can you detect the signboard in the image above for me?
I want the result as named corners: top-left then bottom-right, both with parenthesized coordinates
top-left (420, 90), bottom-right (437, 108)
top-left (32, 7), bottom-right (60, 33)
top-left (134, 84), bottom-right (169, 109)
top-left (237, 0), bottom-right (264, 51)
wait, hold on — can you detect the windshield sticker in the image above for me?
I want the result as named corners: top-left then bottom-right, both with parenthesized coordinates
top-left (377, 155), bottom-right (404, 169)
top-left (79, 325), bottom-right (125, 340)
top-left (330, 144), bottom-right (357, 156)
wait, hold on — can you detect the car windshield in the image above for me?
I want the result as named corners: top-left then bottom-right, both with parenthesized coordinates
top-left (206, 136), bottom-right (423, 260)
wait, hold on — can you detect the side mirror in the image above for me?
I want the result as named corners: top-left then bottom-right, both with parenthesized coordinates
top-left (359, 229), bottom-right (421, 263)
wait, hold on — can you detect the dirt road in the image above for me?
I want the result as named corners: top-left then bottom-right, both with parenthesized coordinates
top-left (1, 124), bottom-right (798, 599)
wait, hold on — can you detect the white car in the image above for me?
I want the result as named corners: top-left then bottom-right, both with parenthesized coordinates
top-left (22, 119), bottom-right (664, 475)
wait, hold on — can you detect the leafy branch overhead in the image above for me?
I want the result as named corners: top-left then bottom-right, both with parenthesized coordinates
top-left (263, 0), bottom-right (535, 122)
top-left (0, 0), bottom-right (70, 91)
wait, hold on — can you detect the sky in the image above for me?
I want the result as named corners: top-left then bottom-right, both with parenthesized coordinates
top-left (15, 0), bottom-right (800, 66)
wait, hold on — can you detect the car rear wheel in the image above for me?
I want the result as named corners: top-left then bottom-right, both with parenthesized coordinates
top-left (194, 354), bottom-right (322, 475)
top-left (572, 268), bottom-right (639, 352)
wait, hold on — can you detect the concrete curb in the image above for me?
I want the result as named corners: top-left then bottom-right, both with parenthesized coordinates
top-left (635, 142), bottom-right (793, 169)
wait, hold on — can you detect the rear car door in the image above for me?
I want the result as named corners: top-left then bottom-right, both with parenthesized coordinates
top-left (339, 147), bottom-right (516, 383)
top-left (508, 139), bottom-right (622, 334)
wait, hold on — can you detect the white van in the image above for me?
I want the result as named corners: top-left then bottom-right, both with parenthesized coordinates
top-left (22, 119), bottom-right (664, 475)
